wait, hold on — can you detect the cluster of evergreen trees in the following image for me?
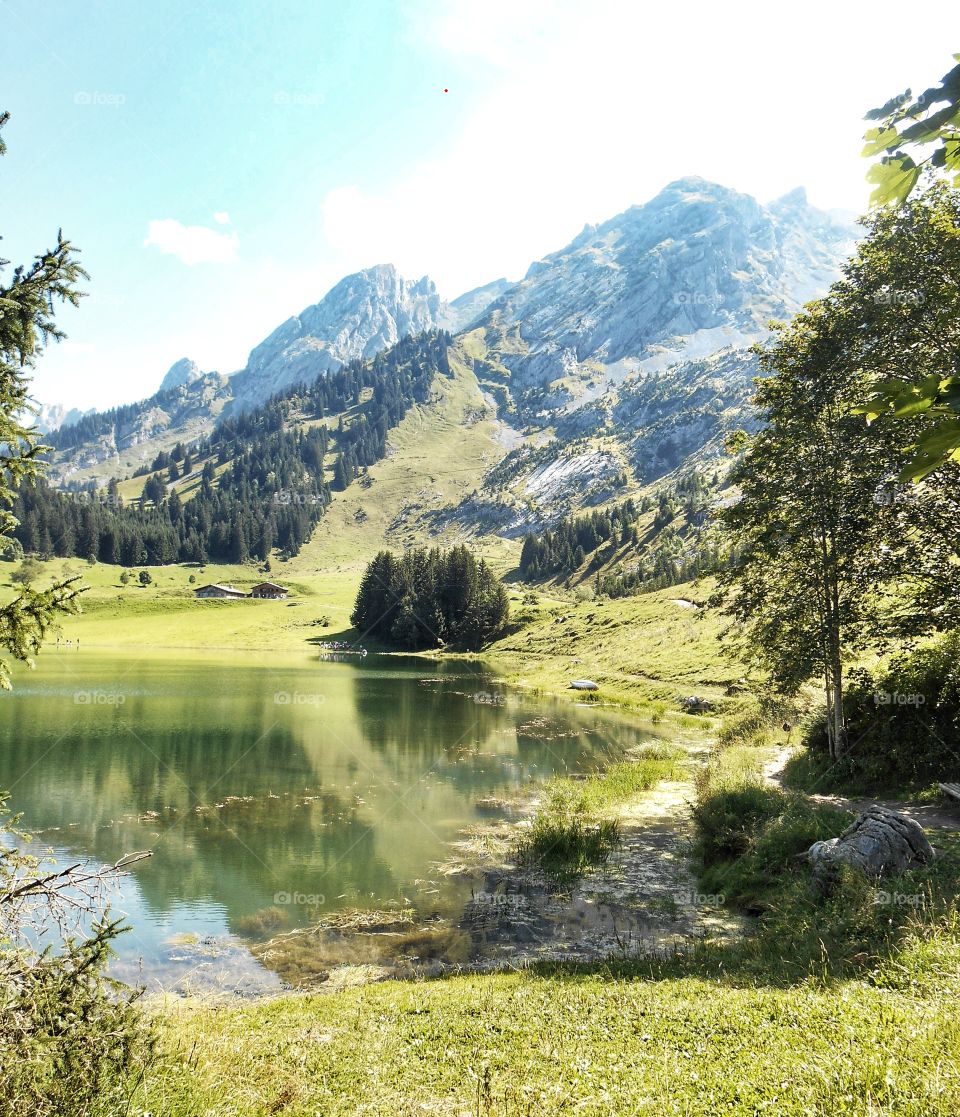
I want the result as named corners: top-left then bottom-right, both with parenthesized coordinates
top-left (518, 474), bottom-right (724, 597)
top-left (16, 331), bottom-right (451, 565)
top-left (43, 386), bottom-right (192, 453)
top-left (351, 545), bottom-right (509, 650)
top-left (519, 500), bottom-right (640, 579)
top-left (595, 543), bottom-right (723, 597)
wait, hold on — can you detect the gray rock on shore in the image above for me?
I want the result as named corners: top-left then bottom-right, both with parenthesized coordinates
top-left (807, 805), bottom-right (935, 884)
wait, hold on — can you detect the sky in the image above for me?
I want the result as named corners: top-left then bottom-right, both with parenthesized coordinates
top-left (1, 0), bottom-right (957, 411)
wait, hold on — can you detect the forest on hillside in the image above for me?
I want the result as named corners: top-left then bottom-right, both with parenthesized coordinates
top-left (13, 331), bottom-right (451, 564)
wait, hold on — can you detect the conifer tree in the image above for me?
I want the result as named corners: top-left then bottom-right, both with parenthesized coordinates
top-left (0, 112), bottom-right (85, 686)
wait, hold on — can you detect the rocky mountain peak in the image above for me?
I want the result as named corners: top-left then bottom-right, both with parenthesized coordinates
top-left (159, 358), bottom-right (205, 393)
top-left (773, 186), bottom-right (809, 207)
top-left (226, 264), bottom-right (449, 415)
top-left (471, 177), bottom-right (859, 419)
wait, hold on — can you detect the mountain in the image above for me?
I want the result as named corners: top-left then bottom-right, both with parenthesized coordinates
top-left (468, 177), bottom-right (856, 420)
top-left (444, 277), bottom-right (512, 333)
top-left (41, 178), bottom-right (858, 543)
top-left (44, 373), bottom-right (232, 484)
top-left (31, 402), bottom-right (92, 435)
top-left (226, 264), bottom-right (451, 415)
top-left (159, 358), bottom-right (206, 392)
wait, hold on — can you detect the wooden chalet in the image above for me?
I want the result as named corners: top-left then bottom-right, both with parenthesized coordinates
top-left (194, 583), bottom-right (249, 599)
top-left (250, 581), bottom-right (289, 599)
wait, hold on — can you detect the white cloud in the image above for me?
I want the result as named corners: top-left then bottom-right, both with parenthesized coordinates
top-left (320, 0), bottom-right (956, 299)
top-left (213, 211), bottom-right (231, 225)
top-left (144, 218), bottom-right (239, 265)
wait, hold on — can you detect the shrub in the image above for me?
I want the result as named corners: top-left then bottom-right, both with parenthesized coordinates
top-left (0, 802), bottom-right (156, 1116)
top-left (803, 632), bottom-right (960, 786)
top-left (691, 781), bottom-right (786, 866)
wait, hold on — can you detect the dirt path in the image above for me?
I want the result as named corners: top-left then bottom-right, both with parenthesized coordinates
top-left (764, 746), bottom-right (960, 831)
top-left (454, 772), bottom-right (743, 968)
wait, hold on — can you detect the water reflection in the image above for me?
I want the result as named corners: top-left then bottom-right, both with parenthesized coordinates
top-left (0, 650), bottom-right (660, 989)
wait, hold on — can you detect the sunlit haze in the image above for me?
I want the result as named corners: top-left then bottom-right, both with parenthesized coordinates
top-left (1, 0), bottom-right (956, 408)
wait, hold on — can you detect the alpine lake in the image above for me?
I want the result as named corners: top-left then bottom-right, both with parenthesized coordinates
top-left (0, 648), bottom-right (666, 994)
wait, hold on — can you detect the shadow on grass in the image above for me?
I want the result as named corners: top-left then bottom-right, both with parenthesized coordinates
top-left (517, 828), bottom-right (960, 992)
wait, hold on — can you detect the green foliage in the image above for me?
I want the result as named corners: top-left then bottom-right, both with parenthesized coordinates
top-left (692, 780), bottom-right (786, 866)
top-left (716, 191), bottom-right (960, 756)
top-left (0, 928), bottom-right (155, 1117)
top-left (515, 754), bottom-right (680, 886)
top-left (803, 631), bottom-right (960, 787)
top-left (715, 301), bottom-right (905, 758)
top-left (519, 498), bottom-right (639, 579)
top-left (848, 188), bottom-right (960, 480)
top-left (699, 792), bottom-right (852, 909)
top-left (0, 112), bottom-right (82, 686)
top-left (515, 780), bottom-right (621, 885)
top-left (351, 545), bottom-right (509, 650)
top-left (0, 798), bottom-right (156, 1117)
top-left (863, 55), bottom-right (960, 206)
top-left (138, 569), bottom-right (151, 586)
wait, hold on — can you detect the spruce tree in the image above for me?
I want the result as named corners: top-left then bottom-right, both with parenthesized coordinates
top-left (0, 112), bottom-right (85, 686)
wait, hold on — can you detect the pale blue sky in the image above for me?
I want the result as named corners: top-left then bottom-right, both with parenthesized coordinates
top-left (1, 0), bottom-right (957, 409)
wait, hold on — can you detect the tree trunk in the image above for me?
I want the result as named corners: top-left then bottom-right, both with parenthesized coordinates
top-left (823, 667), bottom-right (837, 761)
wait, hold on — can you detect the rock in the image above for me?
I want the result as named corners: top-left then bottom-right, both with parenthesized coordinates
top-left (681, 695), bottom-right (714, 713)
top-left (569, 679), bottom-right (599, 691)
top-left (227, 264), bottom-right (451, 415)
top-left (159, 357), bottom-right (205, 392)
top-left (806, 806), bottom-right (935, 883)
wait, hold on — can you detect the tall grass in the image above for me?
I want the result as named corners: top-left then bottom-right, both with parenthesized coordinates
top-left (516, 750), bottom-right (683, 885)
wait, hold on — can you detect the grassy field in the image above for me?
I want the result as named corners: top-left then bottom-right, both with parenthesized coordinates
top-left (7, 559), bottom-right (733, 713)
top-left (137, 697), bottom-right (960, 1117)
top-left (146, 964), bottom-right (959, 1116)
top-left (8, 548), bottom-right (960, 1115)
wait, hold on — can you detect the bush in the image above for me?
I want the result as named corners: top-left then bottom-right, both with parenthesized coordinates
top-left (0, 930), bottom-right (155, 1117)
top-left (0, 801), bottom-right (156, 1116)
top-left (803, 632), bottom-right (960, 786)
top-left (691, 781), bottom-right (786, 866)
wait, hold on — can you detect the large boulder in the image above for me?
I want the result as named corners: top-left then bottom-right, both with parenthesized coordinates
top-left (807, 805), bottom-right (935, 885)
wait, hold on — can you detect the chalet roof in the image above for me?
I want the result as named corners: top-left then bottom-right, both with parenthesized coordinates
top-left (251, 581), bottom-right (288, 591)
top-left (194, 582), bottom-right (247, 595)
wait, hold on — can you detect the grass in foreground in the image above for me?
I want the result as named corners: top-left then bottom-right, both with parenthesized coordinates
top-left (146, 955), bottom-right (960, 1117)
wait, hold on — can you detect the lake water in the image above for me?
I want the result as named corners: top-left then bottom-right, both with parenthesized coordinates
top-left (0, 649), bottom-right (658, 992)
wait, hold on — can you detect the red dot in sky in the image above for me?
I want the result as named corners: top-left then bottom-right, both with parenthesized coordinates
top-left (443, 88), bottom-right (448, 93)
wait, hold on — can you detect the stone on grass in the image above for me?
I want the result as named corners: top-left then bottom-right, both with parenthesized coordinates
top-left (807, 805), bottom-right (935, 885)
